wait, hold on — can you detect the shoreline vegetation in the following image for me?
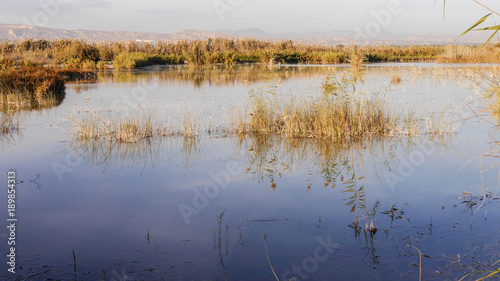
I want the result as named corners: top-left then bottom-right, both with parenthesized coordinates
top-left (1, 38), bottom-right (499, 112)
top-left (0, 39), bottom-right (500, 72)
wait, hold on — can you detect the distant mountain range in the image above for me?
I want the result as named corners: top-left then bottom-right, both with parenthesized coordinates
top-left (0, 23), bottom-right (485, 45)
top-left (219, 28), bottom-right (480, 45)
top-left (0, 23), bottom-right (239, 42)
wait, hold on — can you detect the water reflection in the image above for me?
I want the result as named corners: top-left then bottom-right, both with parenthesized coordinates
top-left (69, 138), bottom-right (164, 172)
top-left (88, 64), bottom-right (500, 90)
top-left (0, 111), bottom-right (22, 141)
top-left (69, 82), bottom-right (99, 94)
top-left (2, 134), bottom-right (499, 281)
top-left (0, 91), bottom-right (66, 111)
top-left (67, 135), bottom-right (205, 172)
top-left (2, 64), bottom-right (500, 281)
top-left (97, 64), bottom-right (344, 88)
top-left (239, 135), bottom-right (393, 191)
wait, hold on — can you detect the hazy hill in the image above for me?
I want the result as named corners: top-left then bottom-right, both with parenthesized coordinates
top-left (0, 23), bottom-right (484, 45)
top-left (0, 23), bottom-right (239, 42)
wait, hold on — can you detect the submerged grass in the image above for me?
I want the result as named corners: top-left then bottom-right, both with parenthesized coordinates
top-left (180, 109), bottom-right (199, 138)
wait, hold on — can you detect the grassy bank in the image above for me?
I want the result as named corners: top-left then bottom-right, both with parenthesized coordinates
top-left (2, 39), bottom-right (500, 70)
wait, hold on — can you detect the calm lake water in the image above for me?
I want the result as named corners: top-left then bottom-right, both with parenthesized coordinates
top-left (1, 63), bottom-right (500, 280)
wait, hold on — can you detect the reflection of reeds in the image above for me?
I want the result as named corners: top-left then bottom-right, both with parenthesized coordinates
top-left (1, 111), bottom-right (21, 135)
top-left (0, 91), bottom-right (66, 111)
top-left (0, 111), bottom-right (23, 143)
top-left (69, 136), bottom-right (204, 171)
top-left (99, 64), bottom-right (336, 88)
top-left (239, 134), bottom-right (371, 190)
top-left (70, 138), bottom-right (163, 171)
top-left (93, 64), bottom-right (500, 91)
top-left (239, 131), bottom-right (452, 193)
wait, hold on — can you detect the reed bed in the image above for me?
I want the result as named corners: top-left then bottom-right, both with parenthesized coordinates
top-left (112, 52), bottom-right (184, 70)
top-left (2, 39), bottom-right (499, 71)
top-left (0, 92), bottom-right (65, 111)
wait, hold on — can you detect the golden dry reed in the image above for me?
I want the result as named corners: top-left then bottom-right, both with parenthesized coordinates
top-left (71, 108), bottom-right (171, 143)
top-left (70, 107), bottom-right (200, 143)
top-left (232, 79), bottom-right (416, 142)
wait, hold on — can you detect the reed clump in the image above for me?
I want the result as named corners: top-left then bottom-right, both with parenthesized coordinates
top-left (0, 66), bottom-right (66, 110)
top-left (0, 66), bottom-right (65, 96)
top-left (233, 80), bottom-right (404, 142)
top-left (71, 108), bottom-right (172, 143)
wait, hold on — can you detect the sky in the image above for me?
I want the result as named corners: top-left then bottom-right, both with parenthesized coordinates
top-left (0, 0), bottom-right (498, 39)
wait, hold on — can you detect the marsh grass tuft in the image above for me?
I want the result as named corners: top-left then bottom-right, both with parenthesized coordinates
top-left (390, 75), bottom-right (402, 85)
top-left (71, 108), bottom-right (171, 143)
top-left (180, 109), bottom-right (199, 138)
top-left (233, 80), bottom-right (408, 142)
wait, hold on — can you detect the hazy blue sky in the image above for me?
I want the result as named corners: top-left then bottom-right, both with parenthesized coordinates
top-left (0, 0), bottom-right (498, 38)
